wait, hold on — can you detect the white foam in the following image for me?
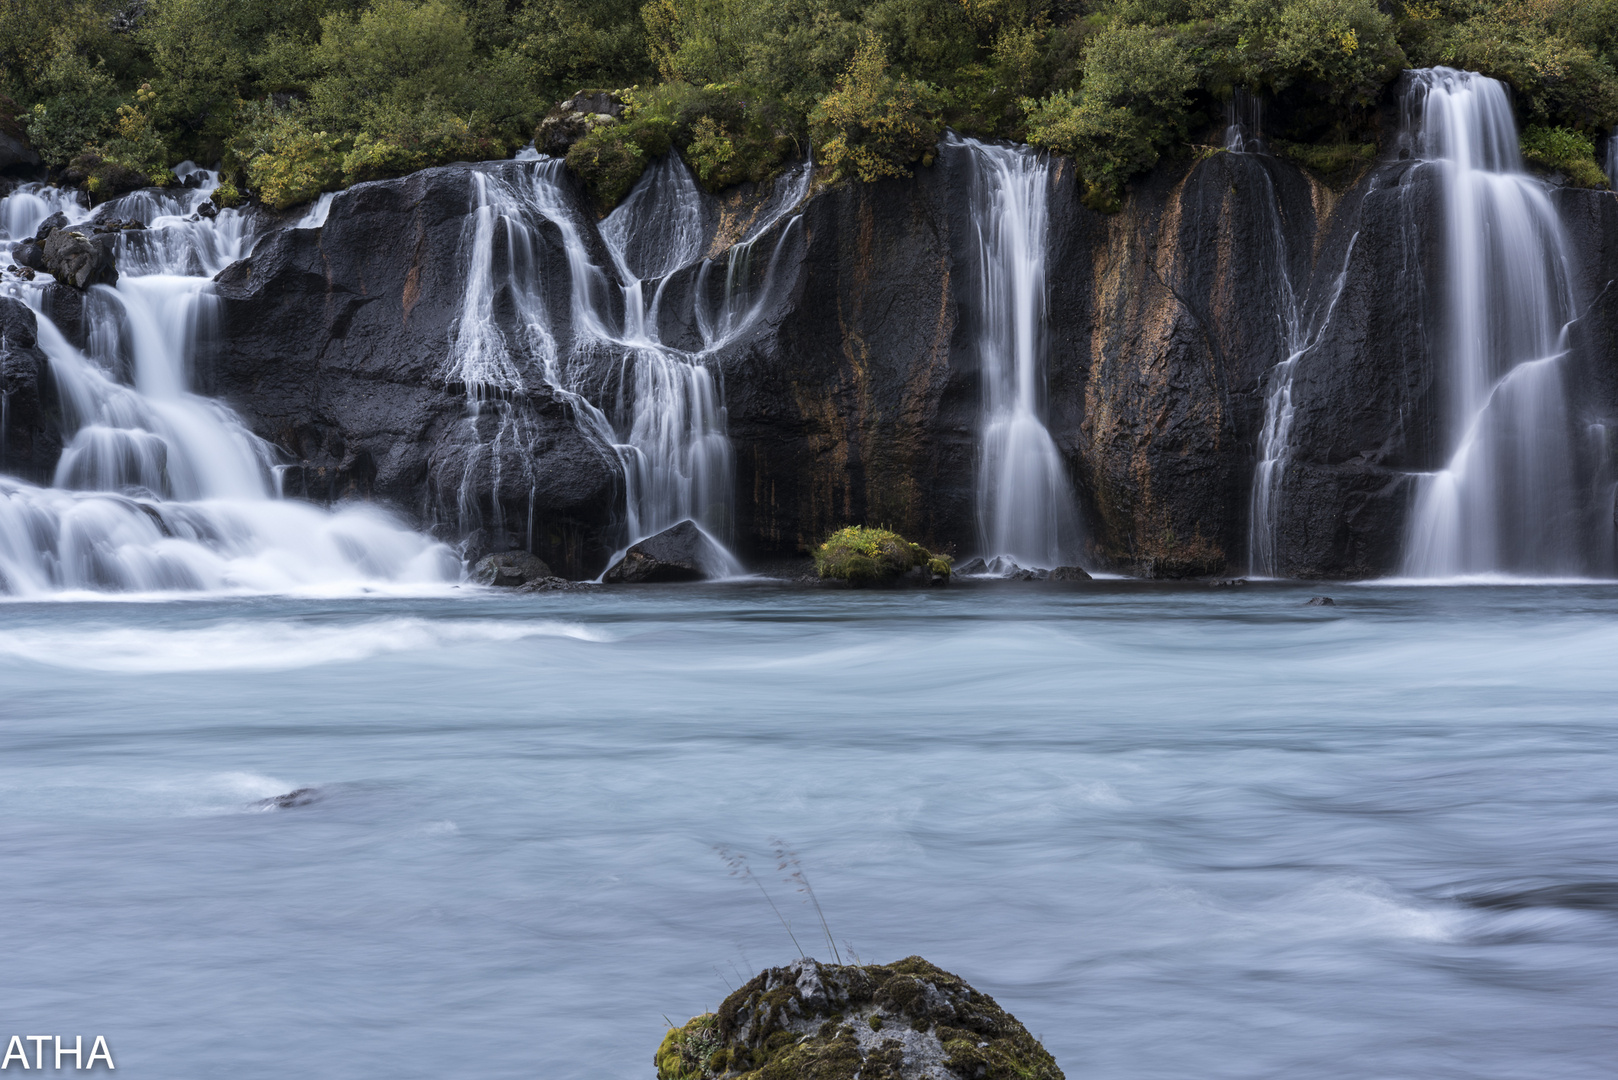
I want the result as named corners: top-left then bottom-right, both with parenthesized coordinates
top-left (0, 617), bottom-right (613, 672)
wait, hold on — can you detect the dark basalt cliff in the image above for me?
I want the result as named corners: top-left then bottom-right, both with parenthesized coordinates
top-left (195, 145), bottom-right (1618, 579)
top-left (205, 164), bottom-right (624, 579)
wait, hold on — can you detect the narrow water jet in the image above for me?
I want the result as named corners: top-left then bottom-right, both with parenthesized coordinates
top-left (1399, 68), bottom-right (1588, 578)
top-left (952, 135), bottom-right (1080, 571)
top-left (446, 155), bottom-right (807, 574)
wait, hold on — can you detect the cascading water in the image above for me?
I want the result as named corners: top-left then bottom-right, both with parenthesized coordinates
top-left (0, 170), bottom-right (456, 595)
top-left (952, 135), bottom-right (1080, 571)
top-left (1232, 106), bottom-right (1362, 578)
top-left (447, 154), bottom-right (808, 571)
top-left (1400, 68), bottom-right (1587, 578)
top-left (1607, 126), bottom-right (1618, 188)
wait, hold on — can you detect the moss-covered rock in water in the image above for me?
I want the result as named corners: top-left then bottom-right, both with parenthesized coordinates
top-left (814, 527), bottom-right (948, 587)
top-left (655, 956), bottom-right (1063, 1080)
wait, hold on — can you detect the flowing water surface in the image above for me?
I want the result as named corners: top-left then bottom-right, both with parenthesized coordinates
top-left (2, 582), bottom-right (1614, 1078)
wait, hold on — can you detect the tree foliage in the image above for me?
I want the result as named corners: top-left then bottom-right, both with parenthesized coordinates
top-left (0, 0), bottom-right (1613, 209)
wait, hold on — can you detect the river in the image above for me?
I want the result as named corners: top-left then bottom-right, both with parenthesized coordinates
top-left (1, 580), bottom-right (1613, 1078)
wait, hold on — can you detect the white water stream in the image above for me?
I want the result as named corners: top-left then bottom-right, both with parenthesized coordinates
top-left (1400, 69), bottom-right (1586, 578)
top-left (0, 171), bottom-right (456, 596)
top-left (953, 135), bottom-right (1080, 570)
top-left (446, 154), bottom-right (808, 571)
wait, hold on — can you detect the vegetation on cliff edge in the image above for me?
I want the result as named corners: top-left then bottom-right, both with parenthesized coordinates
top-left (2, 0), bottom-right (1614, 209)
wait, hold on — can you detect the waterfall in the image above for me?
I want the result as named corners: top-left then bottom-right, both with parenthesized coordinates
top-left (0, 170), bottom-right (457, 596)
top-left (448, 155), bottom-right (808, 572)
top-left (1235, 108), bottom-right (1362, 578)
top-left (1607, 127), bottom-right (1618, 188)
top-left (1400, 68), bottom-right (1587, 578)
top-left (952, 135), bottom-right (1080, 571)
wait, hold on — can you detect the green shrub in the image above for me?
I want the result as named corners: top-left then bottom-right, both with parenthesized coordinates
top-left (661, 82), bottom-right (800, 190)
top-left (565, 116), bottom-right (672, 207)
top-left (1520, 124), bottom-right (1609, 188)
top-left (229, 103), bottom-right (343, 209)
top-left (1023, 22), bottom-right (1196, 211)
top-left (211, 179), bottom-right (242, 207)
top-left (814, 525), bottom-right (946, 585)
top-left (95, 96), bottom-right (175, 186)
top-left (22, 49), bottom-right (123, 168)
top-left (1272, 138), bottom-right (1376, 174)
top-left (514, 0), bottom-right (652, 100)
top-left (810, 38), bottom-right (942, 183)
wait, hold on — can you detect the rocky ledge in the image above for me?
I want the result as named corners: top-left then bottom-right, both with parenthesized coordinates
top-left (656, 956), bottom-right (1062, 1080)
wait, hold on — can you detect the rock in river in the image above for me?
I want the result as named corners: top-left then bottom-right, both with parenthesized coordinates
top-left (471, 551), bottom-right (554, 587)
top-left (604, 520), bottom-right (726, 584)
top-left (656, 956), bottom-right (1063, 1080)
top-left (42, 228), bottom-right (117, 289)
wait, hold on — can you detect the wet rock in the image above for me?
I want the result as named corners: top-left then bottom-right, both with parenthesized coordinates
top-left (1210, 578), bottom-right (1248, 587)
top-left (254, 787), bottom-right (320, 809)
top-left (0, 297), bottom-right (62, 483)
top-left (604, 519), bottom-right (723, 583)
top-left (514, 576), bottom-right (600, 593)
top-left (42, 228), bottom-right (117, 289)
top-left (6, 264), bottom-right (34, 280)
top-left (1306, 595), bottom-right (1335, 605)
top-left (1050, 565), bottom-right (1092, 581)
top-left (208, 162), bottom-right (624, 579)
top-left (33, 212), bottom-right (67, 242)
top-left (656, 956), bottom-right (1063, 1080)
top-left (471, 550), bottom-right (554, 587)
top-left (195, 199), bottom-right (217, 220)
top-left (952, 557), bottom-right (989, 576)
top-left (13, 240), bottom-right (45, 271)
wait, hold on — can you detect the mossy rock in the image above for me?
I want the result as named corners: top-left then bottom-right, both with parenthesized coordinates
top-left (656, 956), bottom-right (1063, 1080)
top-left (814, 526), bottom-right (948, 587)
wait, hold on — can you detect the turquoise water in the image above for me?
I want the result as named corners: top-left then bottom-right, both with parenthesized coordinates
top-left (1, 581), bottom-right (1615, 1077)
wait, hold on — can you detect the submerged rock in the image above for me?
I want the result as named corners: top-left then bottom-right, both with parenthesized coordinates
top-left (254, 788), bottom-right (320, 810)
top-left (1306, 595), bottom-right (1335, 606)
top-left (471, 550), bottom-right (554, 587)
top-left (656, 956), bottom-right (1063, 1080)
top-left (42, 228), bottom-right (117, 289)
top-left (604, 520), bottom-right (726, 583)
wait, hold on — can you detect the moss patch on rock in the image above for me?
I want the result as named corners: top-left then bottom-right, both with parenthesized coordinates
top-left (814, 526), bottom-right (948, 587)
top-left (656, 956), bottom-right (1063, 1080)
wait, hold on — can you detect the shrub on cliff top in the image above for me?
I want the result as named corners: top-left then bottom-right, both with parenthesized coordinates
top-left (1520, 124), bottom-right (1610, 187)
top-left (1023, 22), bottom-right (1196, 211)
top-left (810, 38), bottom-right (942, 182)
top-left (815, 525), bottom-right (948, 585)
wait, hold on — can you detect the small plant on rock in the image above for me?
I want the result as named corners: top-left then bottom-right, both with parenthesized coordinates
top-left (814, 525), bottom-right (948, 586)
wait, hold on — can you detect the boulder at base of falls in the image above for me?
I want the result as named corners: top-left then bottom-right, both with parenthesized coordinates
top-left (471, 550), bottom-right (554, 587)
top-left (0, 297), bottom-right (62, 483)
top-left (42, 228), bottom-right (117, 289)
top-left (604, 520), bottom-right (724, 583)
top-left (1050, 565), bottom-right (1092, 581)
top-left (656, 956), bottom-right (1064, 1080)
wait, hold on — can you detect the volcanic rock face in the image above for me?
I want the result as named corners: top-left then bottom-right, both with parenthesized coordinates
top-left (193, 141), bottom-right (1618, 580)
top-left (206, 165), bottom-right (624, 579)
top-left (655, 957), bottom-right (1064, 1080)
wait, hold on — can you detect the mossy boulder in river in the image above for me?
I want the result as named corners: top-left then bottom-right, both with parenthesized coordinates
top-left (655, 956), bottom-right (1062, 1080)
top-left (814, 527), bottom-right (950, 587)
